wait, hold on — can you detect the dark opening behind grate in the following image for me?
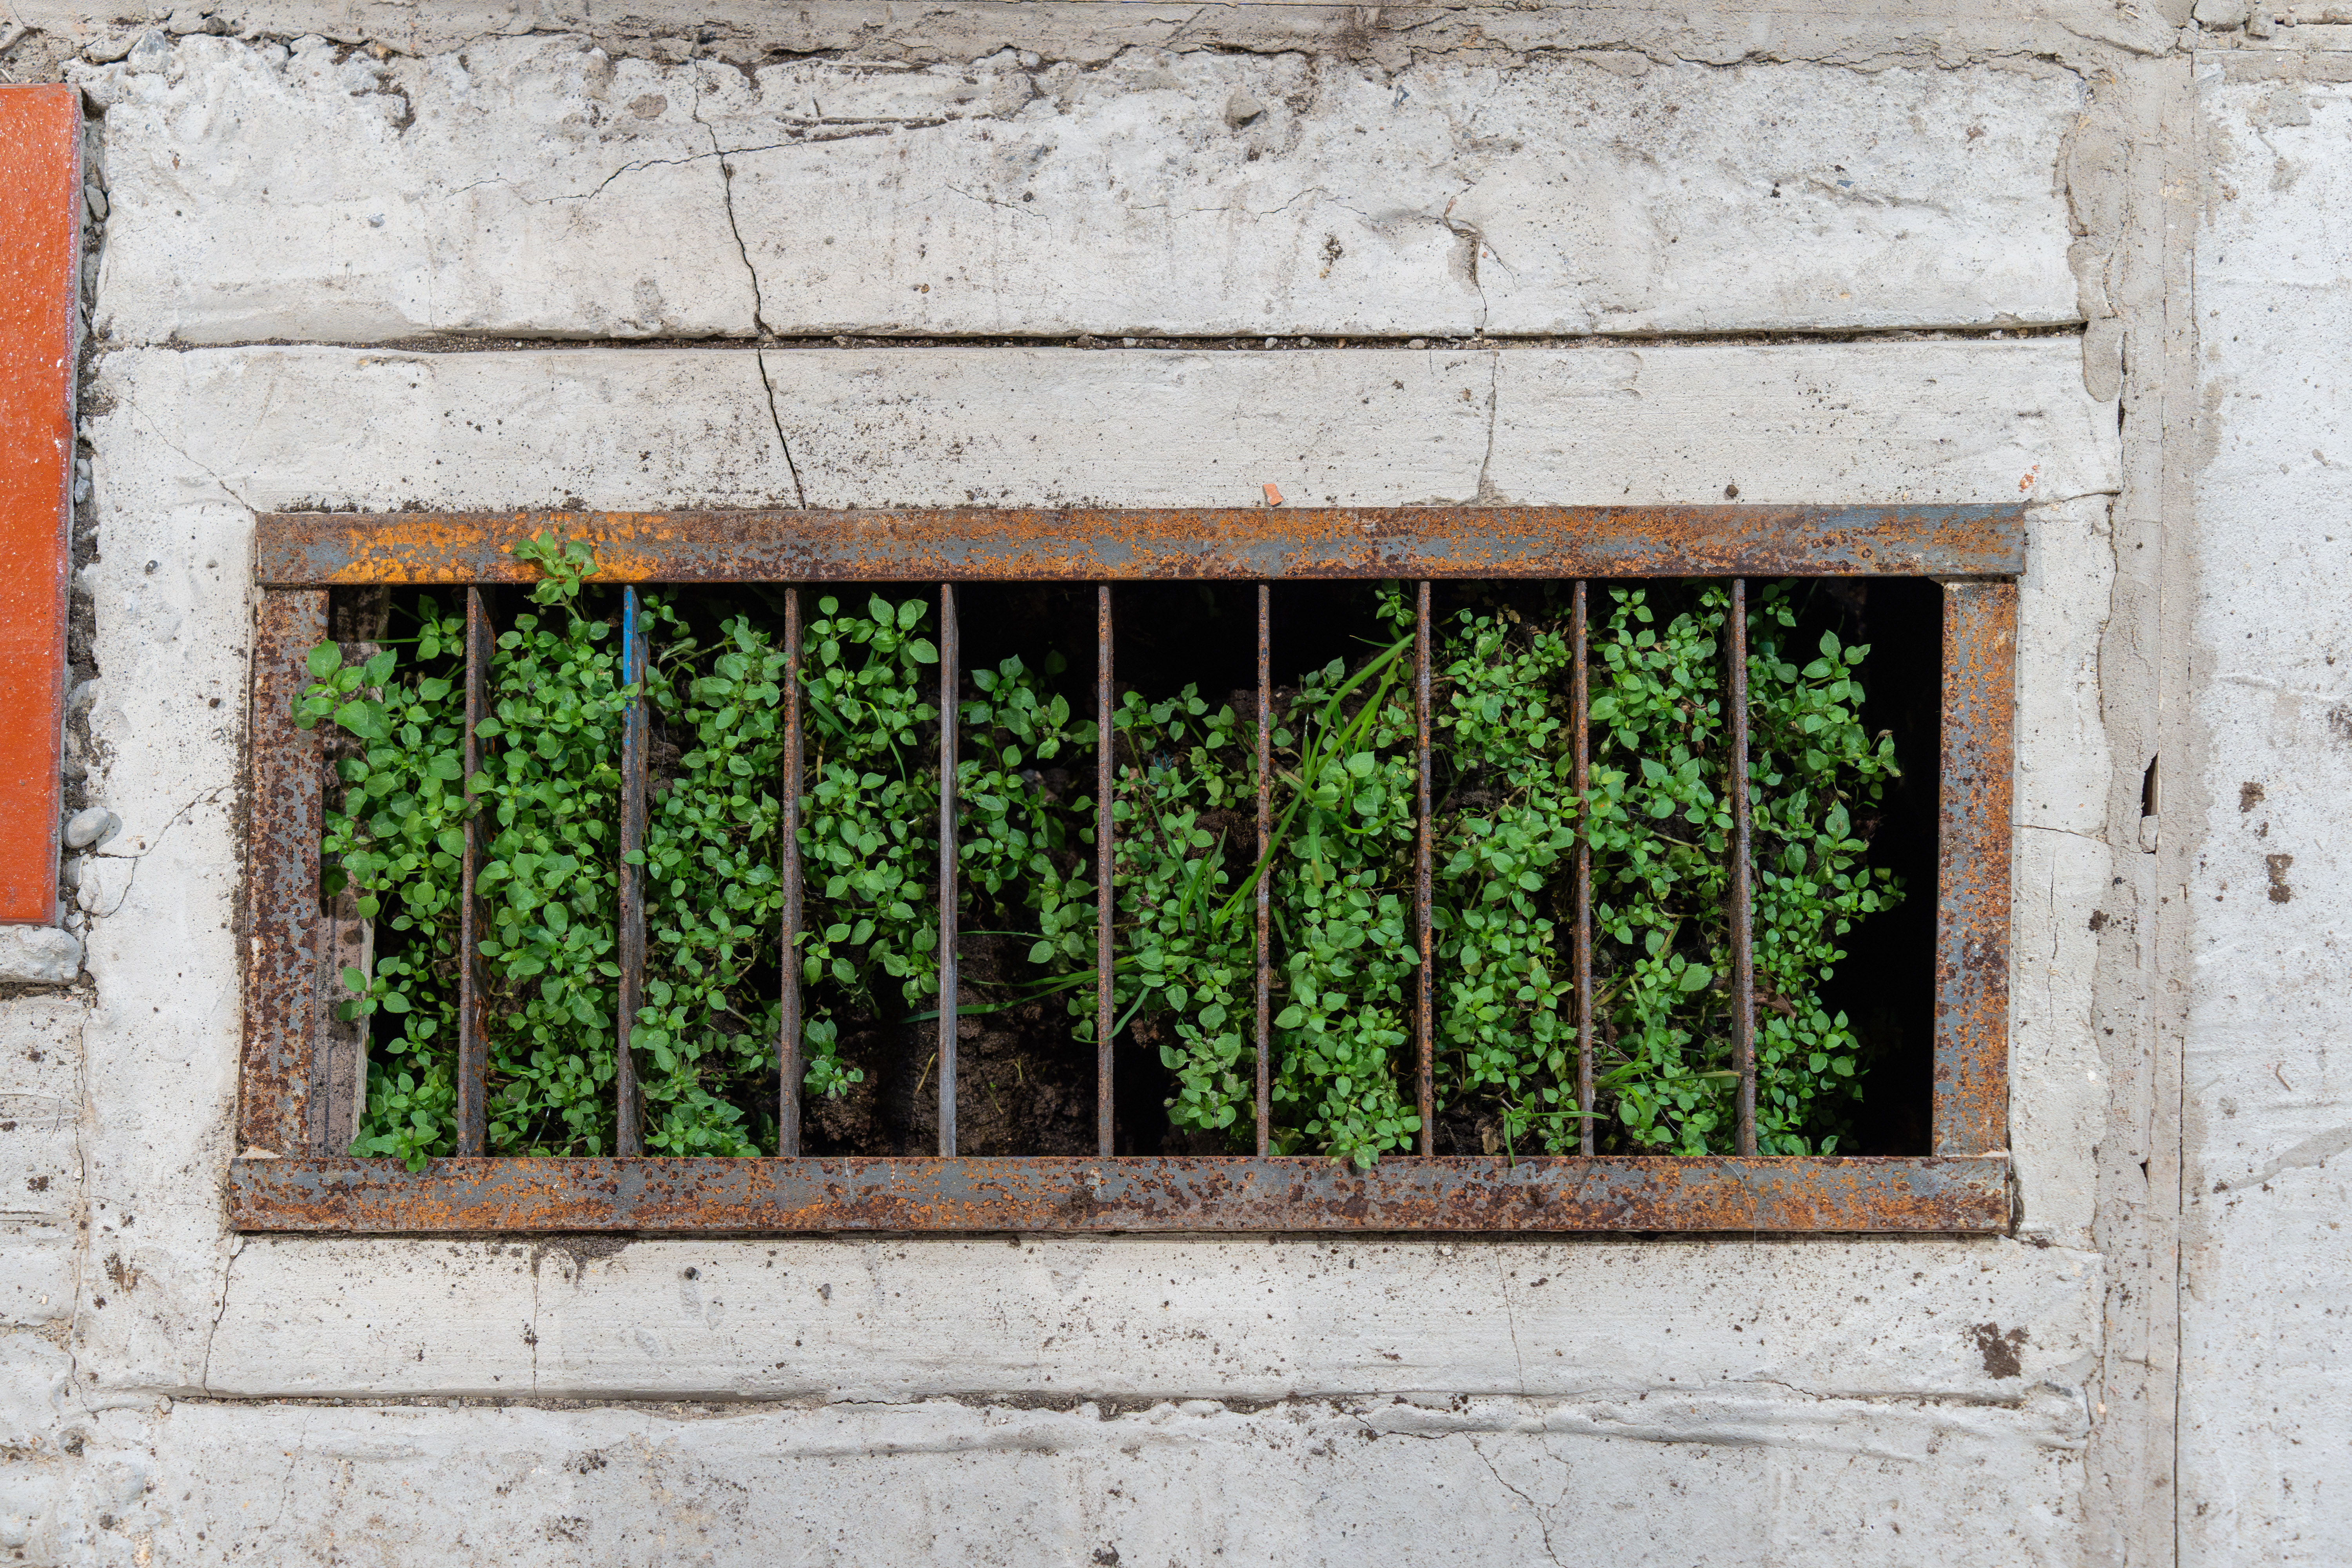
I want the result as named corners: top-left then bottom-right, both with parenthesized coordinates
top-left (323, 575), bottom-right (1938, 1165)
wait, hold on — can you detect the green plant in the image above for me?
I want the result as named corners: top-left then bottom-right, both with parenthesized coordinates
top-left (632, 605), bottom-right (790, 1157)
top-left (1579, 584), bottom-right (1903, 1155)
top-left (788, 592), bottom-right (942, 1096)
top-left (294, 605), bottom-right (470, 1169)
top-left (1424, 598), bottom-right (1584, 1155)
top-left (1082, 684), bottom-right (1257, 1140)
top-left (1067, 624), bottom-right (1425, 1167)
top-left (1743, 591), bottom-right (1906, 1152)
top-left (305, 561), bottom-right (1902, 1170)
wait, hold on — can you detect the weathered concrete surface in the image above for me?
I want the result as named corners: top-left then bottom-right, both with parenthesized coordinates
top-left (0, 2), bottom-right (2241, 1560)
top-left (194, 1234), bottom-right (2100, 1401)
top-left (76, 35), bottom-right (2084, 344)
top-left (2178, 58), bottom-right (2352, 1568)
top-left (0, 996), bottom-right (83, 1332)
top-left (15, 0), bottom-right (2183, 69)
top-left (61, 321), bottom-right (2122, 1419)
top-left (98, 338), bottom-right (2117, 512)
top-left (15, 1392), bottom-right (2092, 1568)
top-left (0, 929), bottom-right (78, 985)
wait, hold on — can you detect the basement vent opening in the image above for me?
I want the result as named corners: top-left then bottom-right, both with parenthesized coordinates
top-left (230, 505), bottom-right (2016, 1234)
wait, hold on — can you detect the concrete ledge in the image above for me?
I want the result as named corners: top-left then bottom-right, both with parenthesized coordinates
top-left (78, 36), bottom-right (2085, 345)
top-left (94, 339), bottom-right (2120, 515)
top-left (36, 1387), bottom-right (2092, 1567)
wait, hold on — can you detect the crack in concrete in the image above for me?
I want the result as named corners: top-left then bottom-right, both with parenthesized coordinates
top-left (123, 402), bottom-right (258, 513)
top-left (1437, 193), bottom-right (1490, 335)
top-left (80, 787), bottom-right (232, 924)
top-left (2018, 821), bottom-right (2113, 849)
top-left (1474, 347), bottom-right (1501, 503)
top-left (1472, 1439), bottom-right (1566, 1568)
top-left (1495, 1254), bottom-right (1530, 1399)
top-left (944, 182), bottom-right (1048, 220)
top-left (695, 109), bottom-right (809, 509)
top-left (198, 1235), bottom-right (243, 1394)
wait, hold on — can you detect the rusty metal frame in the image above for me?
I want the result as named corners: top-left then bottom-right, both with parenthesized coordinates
top-left (232, 505), bottom-right (2018, 1235)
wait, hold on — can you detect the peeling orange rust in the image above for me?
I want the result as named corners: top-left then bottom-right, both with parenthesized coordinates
top-left (1933, 581), bottom-right (2015, 1156)
top-left (252, 505), bottom-right (2027, 586)
top-left (227, 1154), bottom-right (2011, 1234)
top-left (238, 590), bottom-right (329, 1155)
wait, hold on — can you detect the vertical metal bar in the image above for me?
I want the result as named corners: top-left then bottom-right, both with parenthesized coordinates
top-left (456, 587), bottom-right (491, 1156)
top-left (778, 587), bottom-right (804, 1157)
top-left (1726, 579), bottom-right (1757, 1157)
top-left (1573, 581), bottom-right (1594, 1157)
top-left (1096, 585), bottom-right (1116, 1157)
top-left (613, 586), bottom-right (647, 1157)
top-left (1255, 584), bottom-right (1272, 1157)
top-left (1933, 580), bottom-right (2015, 1156)
top-left (937, 583), bottom-right (959, 1158)
top-left (239, 590), bottom-right (329, 1156)
top-left (1414, 579), bottom-right (1435, 1156)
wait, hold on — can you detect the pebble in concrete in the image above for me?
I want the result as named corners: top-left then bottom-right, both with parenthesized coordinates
top-left (62, 808), bottom-right (119, 849)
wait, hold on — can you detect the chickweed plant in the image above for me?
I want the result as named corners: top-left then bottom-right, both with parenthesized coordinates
top-left (299, 546), bottom-right (1902, 1167)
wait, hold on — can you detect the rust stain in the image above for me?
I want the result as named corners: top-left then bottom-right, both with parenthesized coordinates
top-left (252, 506), bottom-right (2028, 587)
top-left (239, 590), bottom-right (330, 1154)
top-left (1414, 579), bottom-right (1435, 1154)
top-left (227, 1154), bottom-right (2012, 1234)
top-left (455, 588), bottom-right (492, 1156)
top-left (1969, 1321), bottom-right (2029, 1379)
top-left (613, 586), bottom-right (648, 1155)
top-left (1572, 581), bottom-right (1596, 1157)
top-left (1933, 581), bottom-right (2015, 1157)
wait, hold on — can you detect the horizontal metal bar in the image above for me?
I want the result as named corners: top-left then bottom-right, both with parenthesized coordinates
top-left (228, 1155), bottom-right (2011, 1234)
top-left (252, 505), bottom-right (2027, 586)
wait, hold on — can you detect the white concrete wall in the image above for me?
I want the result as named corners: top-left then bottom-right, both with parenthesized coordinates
top-left (2180, 55), bottom-right (2352, 1568)
top-left (9, 0), bottom-right (2332, 1561)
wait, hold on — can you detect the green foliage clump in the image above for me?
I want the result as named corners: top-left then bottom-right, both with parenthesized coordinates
top-left (304, 553), bottom-right (1904, 1169)
top-left (1425, 601), bottom-right (1583, 1155)
top-left (294, 606), bottom-right (470, 1169)
top-left (1261, 635), bottom-right (1424, 1163)
top-left (633, 604), bottom-right (790, 1157)
top-left (303, 541), bottom-right (797, 1162)
top-left (1085, 685), bottom-right (1257, 1142)
top-left (788, 592), bottom-right (1100, 1095)
top-left (1580, 584), bottom-right (1902, 1155)
top-left (468, 536), bottom-right (632, 1155)
top-left (1075, 622), bottom-right (1425, 1167)
top-left (790, 593), bottom-right (943, 1096)
top-left (1743, 593), bottom-right (1906, 1151)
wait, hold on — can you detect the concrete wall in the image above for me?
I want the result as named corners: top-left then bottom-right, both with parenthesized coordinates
top-left (0, 0), bottom-right (2332, 1561)
top-left (2181, 51), bottom-right (2352, 1568)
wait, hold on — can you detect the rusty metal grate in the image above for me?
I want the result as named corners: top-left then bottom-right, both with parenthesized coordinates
top-left (231, 505), bottom-right (2019, 1234)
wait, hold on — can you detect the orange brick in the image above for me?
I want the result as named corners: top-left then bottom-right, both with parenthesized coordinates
top-left (0, 87), bottom-right (80, 924)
